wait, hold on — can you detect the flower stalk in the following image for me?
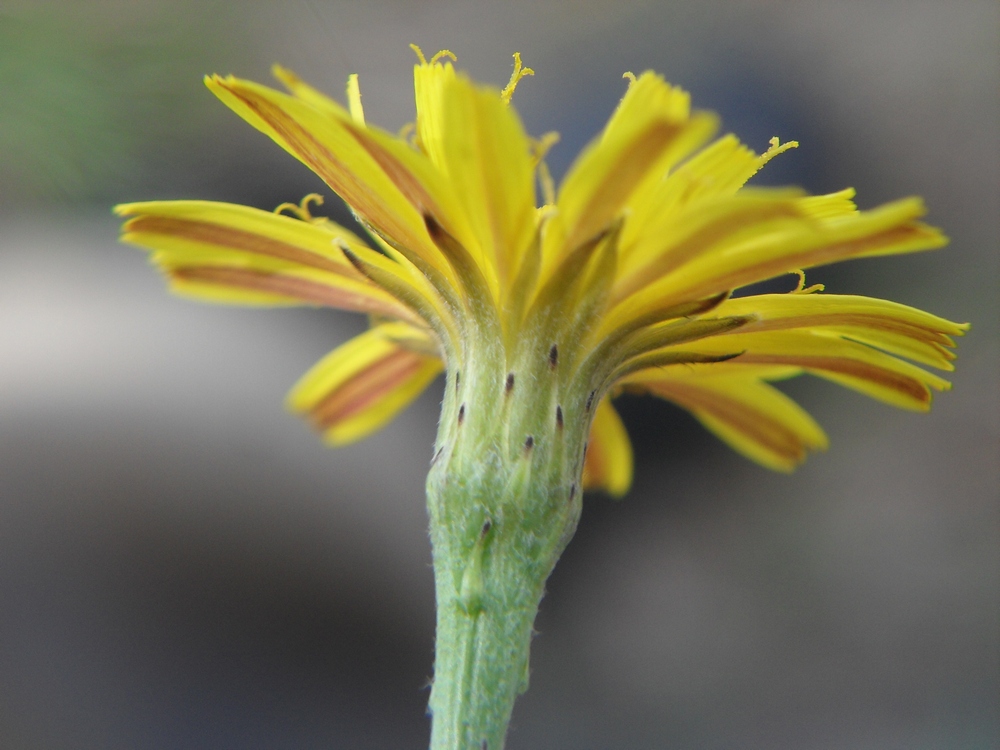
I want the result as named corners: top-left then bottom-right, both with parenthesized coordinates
top-left (424, 243), bottom-right (599, 746)
top-left (426, 368), bottom-right (583, 749)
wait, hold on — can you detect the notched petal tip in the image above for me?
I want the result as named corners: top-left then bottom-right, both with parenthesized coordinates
top-left (203, 72), bottom-right (229, 90)
top-left (271, 63), bottom-right (298, 87)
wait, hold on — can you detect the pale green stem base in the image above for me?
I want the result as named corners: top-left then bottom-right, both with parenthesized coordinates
top-left (426, 528), bottom-right (546, 750)
top-left (424, 345), bottom-right (591, 750)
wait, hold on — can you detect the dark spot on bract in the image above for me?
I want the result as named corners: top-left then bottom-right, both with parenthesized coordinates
top-left (424, 212), bottom-right (444, 238)
top-left (548, 344), bottom-right (559, 368)
top-left (340, 246), bottom-right (364, 273)
top-left (524, 435), bottom-right (534, 452)
top-left (556, 405), bottom-right (564, 429)
top-left (458, 403), bottom-right (466, 424)
top-left (455, 371), bottom-right (461, 389)
top-left (585, 390), bottom-right (596, 412)
top-left (481, 519), bottom-right (492, 537)
top-left (505, 372), bottom-right (515, 394)
top-left (569, 483), bottom-right (577, 502)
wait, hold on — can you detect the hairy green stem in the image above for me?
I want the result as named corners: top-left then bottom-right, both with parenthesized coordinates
top-left (425, 341), bottom-right (591, 749)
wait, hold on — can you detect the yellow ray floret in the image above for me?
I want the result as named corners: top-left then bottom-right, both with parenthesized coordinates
top-left (625, 367), bottom-right (828, 472)
top-left (714, 293), bottom-right (967, 370)
top-left (660, 329), bottom-right (952, 411)
top-left (581, 397), bottom-right (634, 497)
top-left (287, 322), bottom-right (443, 446)
top-left (205, 73), bottom-right (467, 290)
top-left (598, 195), bottom-right (946, 339)
top-left (552, 71), bottom-right (718, 264)
top-left (415, 64), bottom-right (536, 288)
top-left (116, 200), bottom-right (418, 321)
top-left (118, 51), bottom-right (965, 481)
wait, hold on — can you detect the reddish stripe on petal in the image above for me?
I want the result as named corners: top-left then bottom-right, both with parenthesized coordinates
top-left (680, 224), bottom-right (938, 302)
top-left (309, 349), bottom-right (426, 428)
top-left (614, 201), bottom-right (801, 302)
top-left (127, 215), bottom-right (355, 276)
top-left (569, 121), bottom-right (682, 249)
top-left (741, 313), bottom-right (953, 345)
top-left (346, 127), bottom-right (444, 223)
top-left (737, 353), bottom-right (932, 405)
top-left (222, 85), bottom-right (426, 257)
top-left (649, 381), bottom-right (807, 463)
top-left (171, 266), bottom-right (414, 319)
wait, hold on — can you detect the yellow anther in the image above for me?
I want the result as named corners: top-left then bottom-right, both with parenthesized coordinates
top-left (500, 52), bottom-right (534, 104)
top-left (430, 49), bottom-right (457, 65)
top-left (790, 269), bottom-right (825, 294)
top-left (346, 73), bottom-right (365, 126)
top-left (274, 193), bottom-right (325, 222)
top-left (622, 71), bottom-right (637, 86)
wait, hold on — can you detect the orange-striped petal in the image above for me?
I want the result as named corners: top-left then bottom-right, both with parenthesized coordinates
top-left (415, 65), bottom-right (536, 290)
top-left (115, 199), bottom-right (422, 322)
top-left (553, 72), bottom-right (717, 261)
top-left (657, 329), bottom-right (952, 411)
top-left (625, 368), bottom-right (827, 472)
top-left (205, 74), bottom-right (463, 287)
top-left (714, 293), bottom-right (967, 370)
top-left (600, 196), bottom-right (946, 338)
top-left (287, 322), bottom-right (443, 445)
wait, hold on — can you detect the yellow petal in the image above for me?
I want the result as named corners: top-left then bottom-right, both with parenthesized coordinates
top-left (205, 73), bottom-right (460, 286)
top-left (554, 72), bottom-right (718, 257)
top-left (629, 370), bottom-right (828, 472)
top-left (615, 134), bottom-right (783, 276)
top-left (615, 131), bottom-right (850, 291)
top-left (657, 134), bottom-right (800, 205)
top-left (287, 322), bottom-right (443, 445)
top-left (797, 188), bottom-right (859, 220)
top-left (346, 73), bottom-right (365, 125)
top-left (613, 190), bottom-right (806, 302)
top-left (714, 293), bottom-right (968, 370)
top-left (601, 196), bottom-right (947, 336)
top-left (416, 69), bottom-right (536, 288)
top-left (665, 329), bottom-right (952, 411)
top-left (581, 397), bottom-right (633, 497)
top-left (115, 200), bottom-right (420, 321)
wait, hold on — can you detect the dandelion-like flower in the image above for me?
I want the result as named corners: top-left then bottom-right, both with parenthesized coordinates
top-left (116, 48), bottom-right (965, 750)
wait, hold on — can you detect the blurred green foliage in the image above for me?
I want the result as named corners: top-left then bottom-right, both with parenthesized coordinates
top-left (0, 5), bottom-right (239, 209)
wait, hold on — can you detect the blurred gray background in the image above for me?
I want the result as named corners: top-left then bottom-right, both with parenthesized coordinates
top-left (0, 1), bottom-right (997, 748)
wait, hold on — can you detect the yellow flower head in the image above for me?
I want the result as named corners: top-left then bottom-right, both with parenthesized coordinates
top-left (116, 48), bottom-right (966, 496)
